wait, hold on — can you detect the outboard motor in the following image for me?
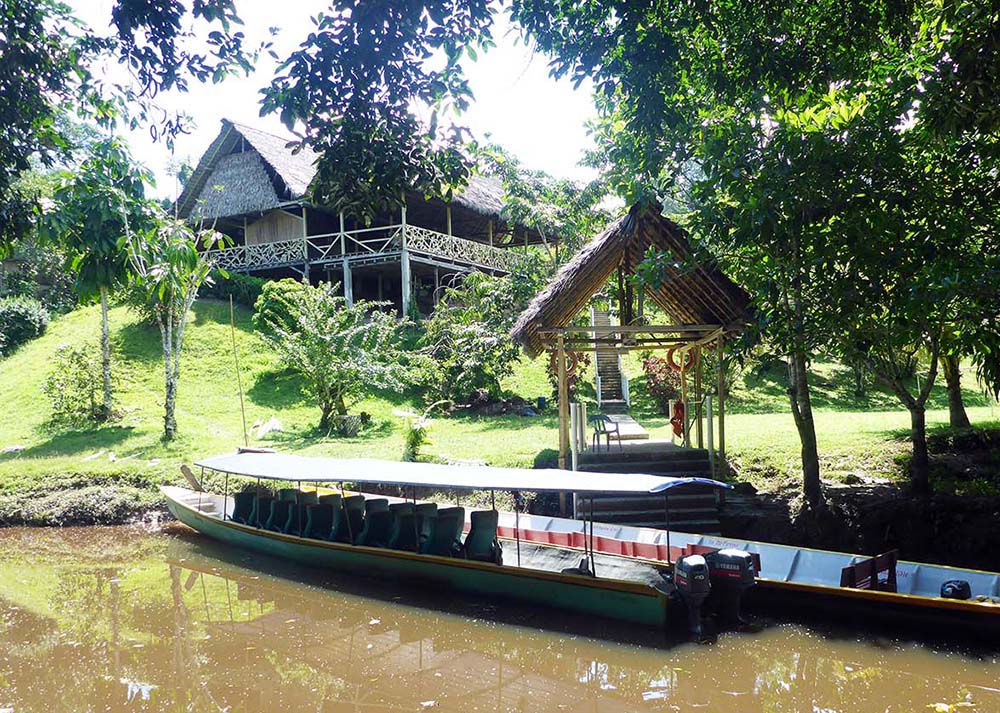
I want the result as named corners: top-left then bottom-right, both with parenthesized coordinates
top-left (941, 579), bottom-right (972, 600)
top-left (673, 554), bottom-right (711, 637)
top-left (706, 549), bottom-right (756, 626)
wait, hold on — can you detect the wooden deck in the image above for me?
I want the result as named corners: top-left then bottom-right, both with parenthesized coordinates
top-left (602, 414), bottom-right (649, 441)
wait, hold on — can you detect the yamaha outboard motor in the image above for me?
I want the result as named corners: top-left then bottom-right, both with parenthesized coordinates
top-left (673, 554), bottom-right (711, 637)
top-left (706, 549), bottom-right (756, 626)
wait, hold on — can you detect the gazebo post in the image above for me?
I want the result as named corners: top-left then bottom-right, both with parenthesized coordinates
top-left (717, 336), bottom-right (727, 470)
top-left (680, 357), bottom-right (689, 447)
top-left (695, 346), bottom-right (704, 448)
top-left (557, 334), bottom-right (570, 469)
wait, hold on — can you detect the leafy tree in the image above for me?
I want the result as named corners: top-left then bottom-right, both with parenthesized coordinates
top-left (261, 1), bottom-right (494, 221)
top-left (44, 138), bottom-right (151, 420)
top-left (422, 272), bottom-right (538, 404)
top-left (123, 212), bottom-right (226, 440)
top-left (254, 282), bottom-right (404, 434)
top-left (0, 0), bottom-right (258, 257)
top-left (474, 142), bottom-right (614, 260)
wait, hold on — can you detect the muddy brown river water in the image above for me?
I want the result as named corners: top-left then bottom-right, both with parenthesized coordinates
top-left (0, 525), bottom-right (998, 712)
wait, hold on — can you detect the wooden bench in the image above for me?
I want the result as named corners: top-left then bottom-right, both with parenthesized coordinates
top-left (840, 549), bottom-right (898, 592)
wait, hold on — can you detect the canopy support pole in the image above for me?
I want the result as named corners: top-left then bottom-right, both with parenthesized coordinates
top-left (664, 493), bottom-right (672, 565)
top-left (589, 496), bottom-right (597, 577)
top-left (222, 471), bottom-right (229, 521)
top-left (255, 476), bottom-right (260, 528)
top-left (514, 490), bottom-right (522, 567)
top-left (340, 481), bottom-right (353, 543)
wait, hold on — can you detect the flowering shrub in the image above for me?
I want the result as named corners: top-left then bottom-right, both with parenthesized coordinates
top-left (642, 356), bottom-right (682, 414)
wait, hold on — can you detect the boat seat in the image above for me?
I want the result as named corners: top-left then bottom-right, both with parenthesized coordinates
top-left (415, 503), bottom-right (438, 546)
top-left (248, 496), bottom-right (274, 528)
top-left (356, 510), bottom-right (393, 548)
top-left (265, 500), bottom-right (293, 532)
top-left (277, 488), bottom-right (299, 502)
top-left (364, 498), bottom-right (390, 515)
top-left (297, 491), bottom-right (319, 505)
top-left (304, 504), bottom-right (335, 540)
top-left (231, 492), bottom-right (256, 524)
top-left (463, 509), bottom-right (502, 564)
top-left (285, 503), bottom-right (308, 536)
top-left (389, 512), bottom-right (420, 551)
top-left (390, 502), bottom-right (414, 515)
top-left (318, 493), bottom-right (343, 508)
top-left (421, 507), bottom-right (465, 557)
top-left (335, 495), bottom-right (367, 543)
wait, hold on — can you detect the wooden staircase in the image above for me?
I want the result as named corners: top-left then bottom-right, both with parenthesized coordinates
top-left (575, 446), bottom-right (722, 534)
top-left (591, 308), bottom-right (627, 413)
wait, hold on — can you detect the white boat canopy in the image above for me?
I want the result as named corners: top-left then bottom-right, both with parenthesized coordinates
top-left (195, 451), bottom-right (732, 495)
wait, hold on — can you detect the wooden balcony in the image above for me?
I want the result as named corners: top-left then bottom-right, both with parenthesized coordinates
top-left (206, 224), bottom-right (523, 275)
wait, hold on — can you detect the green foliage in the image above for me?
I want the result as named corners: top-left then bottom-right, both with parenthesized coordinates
top-left (251, 278), bottom-right (307, 342)
top-left (0, 296), bottom-right (49, 355)
top-left (254, 282), bottom-right (405, 434)
top-left (42, 342), bottom-right (109, 426)
top-left (474, 142), bottom-right (614, 256)
top-left (201, 269), bottom-right (266, 309)
top-left (641, 356), bottom-right (682, 415)
top-left (44, 138), bottom-right (152, 303)
top-left (261, 1), bottom-right (495, 220)
top-left (422, 273), bottom-right (533, 404)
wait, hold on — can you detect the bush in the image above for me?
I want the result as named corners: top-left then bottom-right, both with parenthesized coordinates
top-left (252, 278), bottom-right (307, 342)
top-left (546, 350), bottom-right (592, 401)
top-left (42, 342), bottom-right (111, 425)
top-left (0, 296), bottom-right (49, 355)
top-left (642, 356), bottom-right (682, 414)
top-left (421, 273), bottom-right (530, 404)
top-left (202, 269), bottom-right (267, 309)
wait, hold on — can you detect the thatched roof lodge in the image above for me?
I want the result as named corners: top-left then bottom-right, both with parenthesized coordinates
top-left (176, 119), bottom-right (550, 315)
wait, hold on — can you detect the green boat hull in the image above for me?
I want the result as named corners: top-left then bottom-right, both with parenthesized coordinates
top-left (164, 487), bottom-right (670, 628)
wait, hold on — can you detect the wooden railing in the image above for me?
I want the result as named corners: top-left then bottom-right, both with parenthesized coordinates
top-left (205, 224), bottom-right (521, 273)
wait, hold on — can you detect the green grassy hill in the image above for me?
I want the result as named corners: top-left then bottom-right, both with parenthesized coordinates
top-left (0, 300), bottom-right (997, 523)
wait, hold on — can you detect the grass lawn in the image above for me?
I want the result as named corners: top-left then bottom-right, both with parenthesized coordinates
top-left (0, 299), bottom-right (997, 521)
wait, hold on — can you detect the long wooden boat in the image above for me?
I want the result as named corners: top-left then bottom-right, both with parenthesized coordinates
top-left (166, 450), bottom-right (1000, 637)
top-left (164, 451), bottom-right (736, 631)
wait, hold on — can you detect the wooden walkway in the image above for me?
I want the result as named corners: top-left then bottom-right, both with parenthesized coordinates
top-left (603, 414), bottom-right (649, 441)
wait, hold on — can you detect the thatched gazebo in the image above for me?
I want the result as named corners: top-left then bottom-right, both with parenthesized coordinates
top-left (512, 203), bottom-right (750, 470)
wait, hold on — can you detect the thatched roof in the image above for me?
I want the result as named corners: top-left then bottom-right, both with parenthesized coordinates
top-left (176, 119), bottom-right (507, 222)
top-left (511, 204), bottom-right (751, 357)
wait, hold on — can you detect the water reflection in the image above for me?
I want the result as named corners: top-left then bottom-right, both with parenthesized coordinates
top-left (0, 525), bottom-right (998, 712)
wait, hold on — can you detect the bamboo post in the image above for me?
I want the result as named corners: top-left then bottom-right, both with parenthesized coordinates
top-left (680, 362), bottom-right (689, 447)
top-left (487, 219), bottom-right (493, 247)
top-left (446, 206), bottom-right (452, 236)
top-left (557, 336), bottom-right (570, 469)
top-left (706, 395), bottom-right (714, 472)
top-left (339, 211), bottom-right (346, 255)
top-left (717, 336), bottom-right (726, 468)
top-left (695, 347), bottom-right (704, 448)
top-left (570, 403), bottom-right (579, 471)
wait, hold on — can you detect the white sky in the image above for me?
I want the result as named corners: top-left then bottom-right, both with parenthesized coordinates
top-left (69, 1), bottom-right (598, 200)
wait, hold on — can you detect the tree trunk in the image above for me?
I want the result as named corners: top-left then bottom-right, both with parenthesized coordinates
top-left (909, 405), bottom-right (930, 495)
top-left (788, 351), bottom-right (823, 507)
top-left (853, 363), bottom-right (866, 399)
top-left (99, 285), bottom-right (113, 420)
top-left (161, 313), bottom-right (177, 441)
top-left (941, 354), bottom-right (971, 429)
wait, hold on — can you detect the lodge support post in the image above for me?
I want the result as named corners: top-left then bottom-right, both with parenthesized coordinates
top-left (446, 206), bottom-right (452, 236)
top-left (557, 335), bottom-right (570, 470)
top-left (400, 199), bottom-right (411, 317)
top-left (301, 205), bottom-right (310, 282)
top-left (339, 211), bottom-right (346, 255)
top-left (342, 258), bottom-right (353, 306)
top-left (680, 356), bottom-right (689, 447)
